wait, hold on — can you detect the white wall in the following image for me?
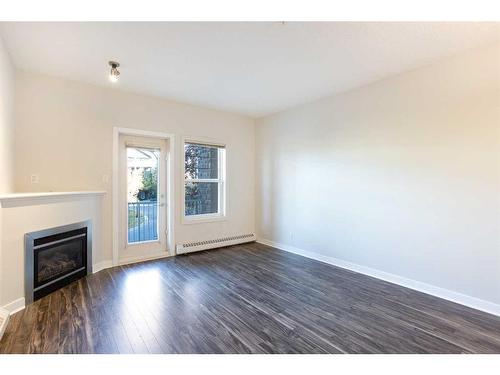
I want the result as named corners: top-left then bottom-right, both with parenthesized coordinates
top-left (14, 71), bottom-right (255, 264)
top-left (256, 43), bottom-right (500, 306)
top-left (0, 36), bottom-right (14, 193)
top-left (0, 36), bottom-right (15, 312)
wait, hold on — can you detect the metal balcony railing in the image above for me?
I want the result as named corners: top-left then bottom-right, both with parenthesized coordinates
top-left (128, 201), bottom-right (158, 243)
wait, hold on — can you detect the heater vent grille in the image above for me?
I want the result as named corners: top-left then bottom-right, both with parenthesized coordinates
top-left (176, 233), bottom-right (256, 254)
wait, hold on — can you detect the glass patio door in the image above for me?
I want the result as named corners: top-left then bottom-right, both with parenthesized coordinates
top-left (119, 135), bottom-right (168, 261)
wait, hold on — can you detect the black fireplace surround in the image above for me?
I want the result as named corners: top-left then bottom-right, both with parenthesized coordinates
top-left (25, 220), bottom-right (92, 304)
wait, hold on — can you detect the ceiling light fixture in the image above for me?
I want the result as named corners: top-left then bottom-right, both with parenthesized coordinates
top-left (108, 61), bottom-right (120, 82)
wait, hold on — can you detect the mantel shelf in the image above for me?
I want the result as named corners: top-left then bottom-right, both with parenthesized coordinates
top-left (0, 191), bottom-right (106, 205)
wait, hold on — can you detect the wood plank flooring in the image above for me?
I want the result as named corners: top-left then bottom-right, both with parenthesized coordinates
top-left (1, 242), bottom-right (500, 353)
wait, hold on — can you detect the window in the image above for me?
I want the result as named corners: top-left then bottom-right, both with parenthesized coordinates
top-left (184, 141), bottom-right (226, 220)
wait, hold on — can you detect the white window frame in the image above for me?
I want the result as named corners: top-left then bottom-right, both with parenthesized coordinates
top-left (182, 138), bottom-right (227, 224)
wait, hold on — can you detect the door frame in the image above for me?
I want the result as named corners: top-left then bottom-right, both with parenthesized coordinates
top-left (112, 127), bottom-right (175, 266)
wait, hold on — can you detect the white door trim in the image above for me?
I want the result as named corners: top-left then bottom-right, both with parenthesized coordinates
top-left (112, 127), bottom-right (175, 266)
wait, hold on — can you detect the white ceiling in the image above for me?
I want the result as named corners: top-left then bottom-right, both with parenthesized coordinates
top-left (0, 22), bottom-right (498, 117)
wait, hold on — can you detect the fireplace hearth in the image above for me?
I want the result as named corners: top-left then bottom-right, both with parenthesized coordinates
top-left (25, 220), bottom-right (92, 304)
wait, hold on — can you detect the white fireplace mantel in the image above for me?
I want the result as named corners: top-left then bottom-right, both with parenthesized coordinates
top-left (0, 191), bottom-right (106, 207)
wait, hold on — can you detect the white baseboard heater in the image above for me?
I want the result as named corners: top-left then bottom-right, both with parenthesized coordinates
top-left (176, 233), bottom-right (256, 254)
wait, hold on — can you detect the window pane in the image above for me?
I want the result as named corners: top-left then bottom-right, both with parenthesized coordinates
top-left (185, 181), bottom-right (219, 216)
top-left (185, 143), bottom-right (219, 179)
top-left (127, 147), bottom-right (159, 243)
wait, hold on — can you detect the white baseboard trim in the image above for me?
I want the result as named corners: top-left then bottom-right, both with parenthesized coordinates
top-left (2, 298), bottom-right (25, 315)
top-left (0, 307), bottom-right (9, 340)
top-left (118, 252), bottom-right (172, 266)
top-left (93, 260), bottom-right (114, 273)
top-left (257, 238), bottom-right (500, 317)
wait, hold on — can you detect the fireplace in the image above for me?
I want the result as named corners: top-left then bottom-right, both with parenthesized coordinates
top-left (25, 220), bottom-right (92, 304)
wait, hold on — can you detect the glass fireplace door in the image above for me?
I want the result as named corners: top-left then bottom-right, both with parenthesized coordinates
top-left (35, 236), bottom-right (86, 288)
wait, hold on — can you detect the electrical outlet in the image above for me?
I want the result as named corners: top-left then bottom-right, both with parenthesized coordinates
top-left (30, 174), bottom-right (39, 184)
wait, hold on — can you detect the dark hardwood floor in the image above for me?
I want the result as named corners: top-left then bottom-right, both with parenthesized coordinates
top-left (1, 242), bottom-right (500, 354)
